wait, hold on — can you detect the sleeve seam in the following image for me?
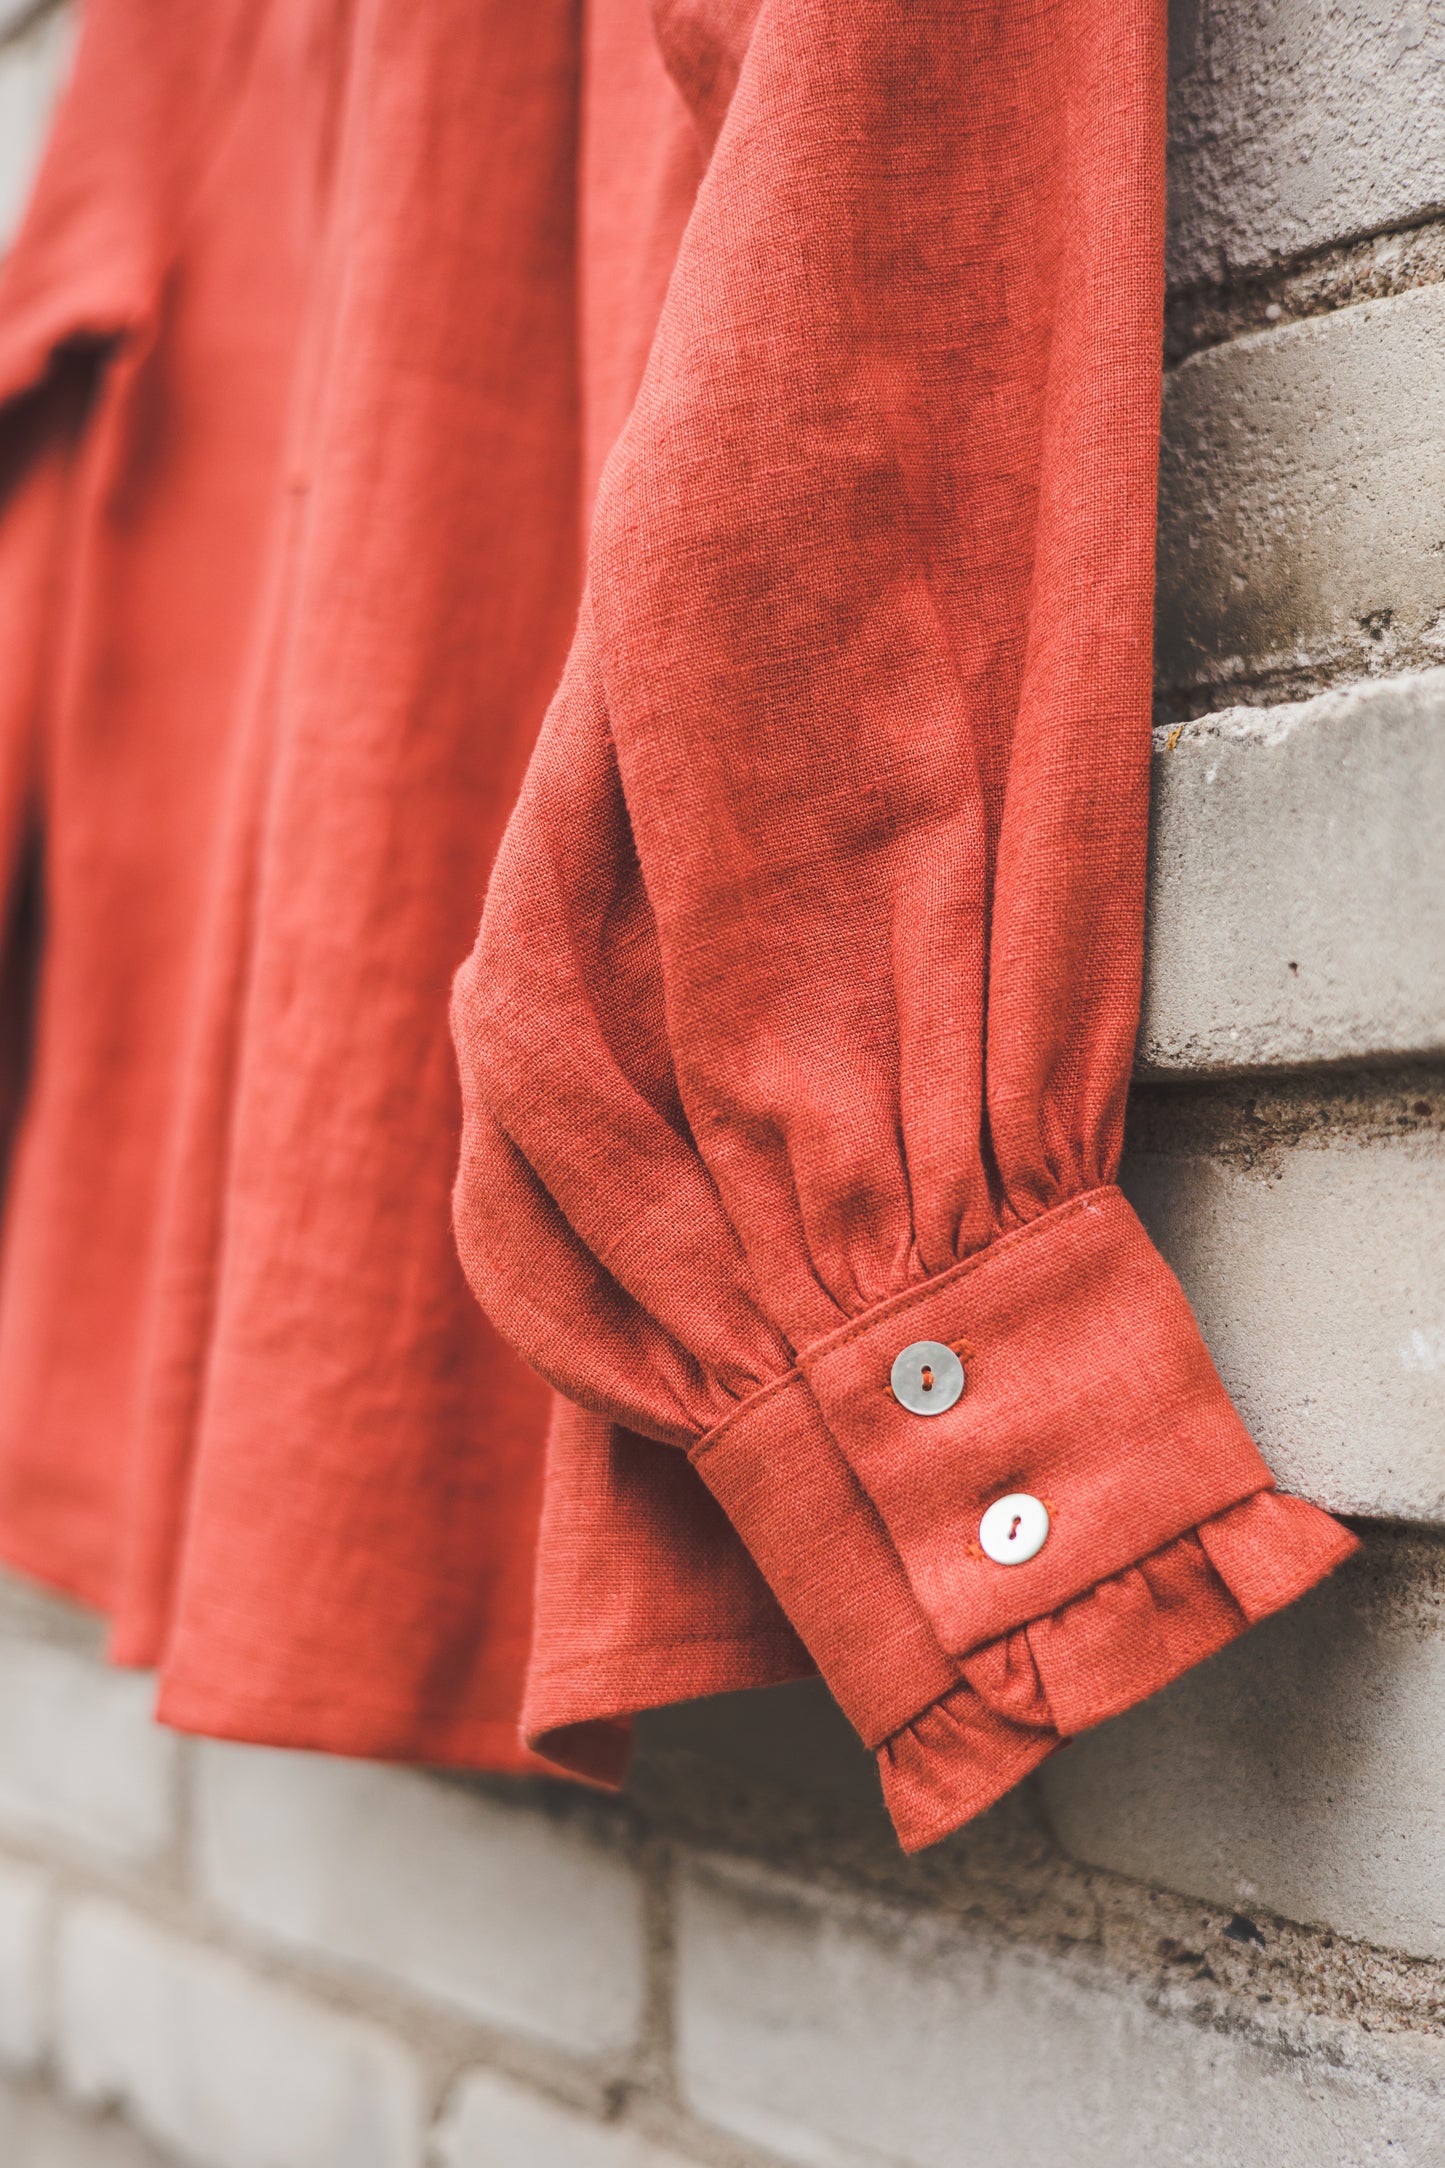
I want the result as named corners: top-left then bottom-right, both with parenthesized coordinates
top-left (693, 1181), bottom-right (1121, 1464)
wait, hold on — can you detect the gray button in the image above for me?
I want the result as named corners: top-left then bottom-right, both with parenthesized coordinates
top-left (890, 1339), bottom-right (965, 1416)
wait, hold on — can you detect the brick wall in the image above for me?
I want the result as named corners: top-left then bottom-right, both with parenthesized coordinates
top-left (0, 2), bottom-right (1443, 2163)
top-left (3, 1574), bottom-right (1445, 2167)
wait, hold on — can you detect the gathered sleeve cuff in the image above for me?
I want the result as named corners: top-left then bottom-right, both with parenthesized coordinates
top-left (688, 1186), bottom-right (1357, 1851)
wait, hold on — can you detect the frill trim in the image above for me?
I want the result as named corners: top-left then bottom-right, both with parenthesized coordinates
top-left (878, 1489), bottom-right (1359, 1854)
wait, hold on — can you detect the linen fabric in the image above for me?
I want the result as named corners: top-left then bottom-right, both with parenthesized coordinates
top-left (0, 0), bottom-right (1356, 1844)
top-left (0, 0), bottom-right (586, 1764)
top-left (451, 0), bottom-right (1358, 1847)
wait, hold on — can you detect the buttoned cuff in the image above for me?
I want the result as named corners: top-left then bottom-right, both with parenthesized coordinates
top-left (689, 1185), bottom-right (1358, 1851)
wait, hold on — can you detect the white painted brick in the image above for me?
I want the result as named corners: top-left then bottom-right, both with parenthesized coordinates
top-left (675, 1857), bottom-right (1445, 2168)
top-left (194, 1745), bottom-right (646, 2059)
top-left (1042, 1537), bottom-right (1445, 1963)
top-left (1123, 1130), bottom-right (1445, 1522)
top-left (0, 1854), bottom-right (49, 2068)
top-left (435, 2071), bottom-right (694, 2168)
top-left (1166, 0), bottom-right (1445, 287)
top-left (0, 1639), bottom-right (178, 1866)
top-left (0, 2071), bottom-right (173, 2168)
top-left (1157, 286), bottom-right (1445, 693)
top-left (56, 1899), bottom-right (425, 2168)
top-left (1140, 673), bottom-right (1445, 1075)
top-left (0, 4), bottom-right (73, 253)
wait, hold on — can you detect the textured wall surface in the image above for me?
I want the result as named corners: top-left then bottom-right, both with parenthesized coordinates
top-left (0, 3), bottom-right (1443, 2164)
top-left (0, 2), bottom-right (72, 250)
top-left (1139, 673), bottom-right (1445, 1075)
top-left (2, 1585), bottom-right (1445, 2168)
top-left (1165, 0), bottom-right (1445, 287)
top-left (1157, 290), bottom-right (1445, 702)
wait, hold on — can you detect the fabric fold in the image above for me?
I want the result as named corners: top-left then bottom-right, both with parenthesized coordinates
top-left (879, 1491), bottom-right (1358, 1853)
top-left (453, 0), bottom-right (1361, 1850)
top-left (678, 1187), bottom-right (1359, 1846)
top-left (0, 0), bottom-right (596, 1771)
top-left (680, 1183), bottom-right (1343, 1740)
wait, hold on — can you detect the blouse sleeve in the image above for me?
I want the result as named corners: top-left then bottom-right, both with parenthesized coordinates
top-left (451, 0), bottom-right (1356, 1850)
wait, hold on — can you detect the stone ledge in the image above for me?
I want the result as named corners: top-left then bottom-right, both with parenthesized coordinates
top-left (435, 2072), bottom-right (696, 2168)
top-left (1123, 1126), bottom-right (1445, 1522)
top-left (1157, 285), bottom-right (1445, 700)
top-left (192, 1744), bottom-right (649, 2063)
top-left (1041, 1530), bottom-right (1445, 1965)
top-left (0, 1640), bottom-right (178, 1868)
top-left (1141, 670), bottom-right (1445, 1076)
top-left (674, 1852), bottom-right (1445, 2168)
top-left (1166, 0), bottom-right (1445, 289)
top-left (56, 1900), bottom-right (427, 2168)
top-left (1165, 222), bottom-right (1445, 370)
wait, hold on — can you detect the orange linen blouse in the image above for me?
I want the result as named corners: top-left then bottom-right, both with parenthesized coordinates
top-left (450, 0), bottom-right (1359, 1849)
top-left (0, 0), bottom-right (1354, 1848)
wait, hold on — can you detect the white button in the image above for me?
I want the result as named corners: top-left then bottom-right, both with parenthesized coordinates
top-left (890, 1340), bottom-right (965, 1416)
top-left (978, 1493), bottom-right (1049, 1565)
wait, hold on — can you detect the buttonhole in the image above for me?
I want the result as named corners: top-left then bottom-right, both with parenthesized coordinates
top-left (920, 1366), bottom-right (934, 1392)
top-left (1008, 1514), bottom-right (1022, 1543)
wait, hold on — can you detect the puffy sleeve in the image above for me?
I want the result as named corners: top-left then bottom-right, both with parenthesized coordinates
top-left (451, 0), bottom-right (1357, 1850)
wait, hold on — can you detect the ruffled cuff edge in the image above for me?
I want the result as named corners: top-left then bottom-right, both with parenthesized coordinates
top-left (878, 1488), bottom-right (1359, 1853)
